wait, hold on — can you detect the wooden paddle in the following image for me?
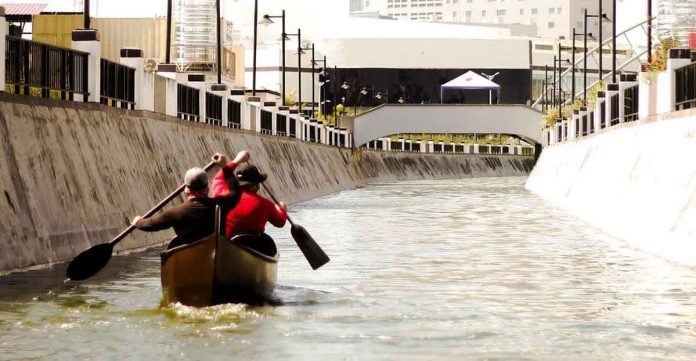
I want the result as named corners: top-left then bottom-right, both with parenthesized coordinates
top-left (66, 162), bottom-right (216, 281)
top-left (263, 185), bottom-right (330, 270)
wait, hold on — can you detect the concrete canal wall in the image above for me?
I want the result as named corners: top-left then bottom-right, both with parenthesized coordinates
top-left (0, 94), bottom-right (534, 273)
top-left (527, 109), bottom-right (696, 266)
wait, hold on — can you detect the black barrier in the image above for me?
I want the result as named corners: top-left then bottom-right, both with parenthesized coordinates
top-left (5, 36), bottom-right (89, 101)
top-left (100, 58), bottom-right (135, 109)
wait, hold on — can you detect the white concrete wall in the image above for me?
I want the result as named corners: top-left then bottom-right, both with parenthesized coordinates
top-left (527, 109), bottom-right (696, 265)
top-left (71, 37), bottom-right (101, 103)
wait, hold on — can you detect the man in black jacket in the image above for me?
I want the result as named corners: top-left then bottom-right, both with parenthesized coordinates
top-left (131, 151), bottom-right (250, 247)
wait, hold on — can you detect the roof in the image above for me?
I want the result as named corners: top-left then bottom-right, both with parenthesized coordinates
top-left (0, 3), bottom-right (47, 15)
top-left (441, 71), bottom-right (500, 90)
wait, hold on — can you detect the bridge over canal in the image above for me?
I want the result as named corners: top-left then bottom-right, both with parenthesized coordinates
top-left (350, 104), bottom-right (543, 147)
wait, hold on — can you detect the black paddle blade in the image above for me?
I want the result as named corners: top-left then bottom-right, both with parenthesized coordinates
top-left (66, 243), bottom-right (114, 281)
top-left (290, 224), bottom-right (330, 270)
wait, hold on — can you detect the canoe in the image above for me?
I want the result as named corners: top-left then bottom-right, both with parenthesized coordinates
top-left (160, 232), bottom-right (279, 307)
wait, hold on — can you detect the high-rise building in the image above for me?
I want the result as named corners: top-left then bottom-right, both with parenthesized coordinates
top-left (363, 0), bottom-right (613, 40)
top-left (655, 0), bottom-right (696, 46)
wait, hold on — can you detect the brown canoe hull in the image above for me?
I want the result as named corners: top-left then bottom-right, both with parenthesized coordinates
top-left (160, 233), bottom-right (278, 307)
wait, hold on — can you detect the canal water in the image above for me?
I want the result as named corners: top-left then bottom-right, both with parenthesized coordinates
top-left (1, 177), bottom-right (695, 360)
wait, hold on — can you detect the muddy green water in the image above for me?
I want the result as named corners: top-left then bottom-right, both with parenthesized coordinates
top-left (1, 178), bottom-right (695, 360)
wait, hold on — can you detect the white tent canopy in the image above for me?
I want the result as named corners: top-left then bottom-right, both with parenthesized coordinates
top-left (440, 71), bottom-right (500, 104)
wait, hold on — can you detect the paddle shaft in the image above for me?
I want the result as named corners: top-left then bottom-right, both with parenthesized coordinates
top-left (109, 161), bottom-right (216, 247)
top-left (262, 185), bottom-right (295, 226)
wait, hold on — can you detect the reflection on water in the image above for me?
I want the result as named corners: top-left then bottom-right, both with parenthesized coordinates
top-left (1, 177), bottom-right (696, 360)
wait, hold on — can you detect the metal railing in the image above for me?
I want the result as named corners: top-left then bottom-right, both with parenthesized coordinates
top-left (675, 62), bottom-right (696, 111)
top-left (276, 114), bottom-right (287, 136)
top-left (260, 110), bottom-right (273, 134)
top-left (227, 99), bottom-right (241, 128)
top-left (205, 92), bottom-right (222, 126)
top-left (610, 94), bottom-right (620, 125)
top-left (100, 58), bottom-right (135, 109)
top-left (5, 36), bottom-right (89, 101)
top-left (177, 84), bottom-right (200, 121)
top-left (624, 85), bottom-right (640, 121)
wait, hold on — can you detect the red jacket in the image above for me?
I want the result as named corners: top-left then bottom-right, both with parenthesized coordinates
top-left (212, 162), bottom-right (287, 238)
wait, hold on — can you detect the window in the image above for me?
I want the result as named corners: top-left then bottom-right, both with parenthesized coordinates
top-left (452, 11), bottom-right (457, 18)
top-left (520, 9), bottom-right (524, 15)
top-left (548, 21), bottom-right (555, 29)
top-left (465, 10), bottom-right (472, 21)
top-left (531, 8), bottom-right (537, 15)
top-left (497, 9), bottom-right (506, 16)
top-left (549, 7), bottom-right (555, 14)
top-left (557, 7), bottom-right (562, 14)
top-left (482, 10), bottom-right (486, 16)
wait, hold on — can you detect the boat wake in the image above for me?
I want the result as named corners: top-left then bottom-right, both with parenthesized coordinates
top-left (161, 302), bottom-right (261, 323)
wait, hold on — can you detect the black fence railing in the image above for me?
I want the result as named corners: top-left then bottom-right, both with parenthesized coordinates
top-left (675, 62), bottom-right (696, 111)
top-left (5, 36), bottom-right (89, 101)
top-left (589, 112), bottom-right (595, 134)
top-left (276, 114), bottom-right (287, 136)
top-left (205, 92), bottom-right (222, 126)
top-left (610, 94), bottom-right (620, 125)
top-left (289, 117), bottom-right (297, 137)
top-left (624, 85), bottom-right (639, 122)
top-left (582, 114), bottom-right (588, 136)
top-left (227, 99), bottom-right (241, 128)
top-left (260, 110), bottom-right (273, 135)
top-left (177, 84), bottom-right (200, 121)
top-left (100, 58), bottom-right (135, 109)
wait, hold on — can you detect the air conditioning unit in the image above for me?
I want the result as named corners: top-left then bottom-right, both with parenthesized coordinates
top-left (144, 58), bottom-right (158, 72)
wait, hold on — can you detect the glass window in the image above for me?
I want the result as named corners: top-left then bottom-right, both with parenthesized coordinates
top-left (520, 8), bottom-right (524, 15)
top-left (548, 21), bottom-right (555, 29)
top-left (549, 7), bottom-right (555, 14)
top-left (482, 10), bottom-right (486, 16)
top-left (531, 8), bottom-right (537, 15)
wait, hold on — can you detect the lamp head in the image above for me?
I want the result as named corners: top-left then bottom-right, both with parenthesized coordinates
top-left (260, 15), bottom-right (274, 25)
top-left (341, 82), bottom-right (350, 90)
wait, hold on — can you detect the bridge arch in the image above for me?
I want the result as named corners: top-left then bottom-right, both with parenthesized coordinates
top-left (352, 104), bottom-right (543, 147)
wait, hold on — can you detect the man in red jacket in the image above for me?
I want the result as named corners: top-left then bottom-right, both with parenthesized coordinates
top-left (211, 152), bottom-right (287, 238)
top-left (131, 151), bottom-right (250, 247)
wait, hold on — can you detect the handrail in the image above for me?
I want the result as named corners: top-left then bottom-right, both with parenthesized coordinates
top-left (532, 19), bottom-right (650, 109)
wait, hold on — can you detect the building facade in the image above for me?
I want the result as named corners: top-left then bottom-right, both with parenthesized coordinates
top-left (655, 0), bottom-right (696, 46)
top-left (360, 0), bottom-right (613, 40)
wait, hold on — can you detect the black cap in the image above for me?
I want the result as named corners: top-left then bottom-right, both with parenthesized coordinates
top-left (235, 164), bottom-right (268, 186)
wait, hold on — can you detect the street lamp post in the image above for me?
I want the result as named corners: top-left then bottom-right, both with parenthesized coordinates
top-left (261, 10), bottom-right (286, 104)
top-left (612, 0), bottom-right (617, 83)
top-left (252, 0), bottom-right (258, 96)
top-left (166, 0), bottom-right (172, 63)
top-left (286, 29), bottom-right (303, 111)
top-left (584, 8), bottom-right (607, 103)
top-left (313, 55), bottom-right (328, 118)
top-left (311, 43), bottom-right (315, 117)
top-left (571, 28), bottom-right (585, 103)
top-left (216, 0), bottom-right (221, 84)
top-left (647, 0), bottom-right (652, 63)
top-left (544, 65), bottom-right (549, 113)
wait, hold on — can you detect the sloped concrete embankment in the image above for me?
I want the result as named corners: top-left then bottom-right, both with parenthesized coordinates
top-left (0, 94), bottom-right (534, 273)
top-left (526, 109), bottom-right (696, 266)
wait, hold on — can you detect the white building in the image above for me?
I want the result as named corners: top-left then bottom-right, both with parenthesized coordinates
top-left (655, 0), bottom-right (696, 46)
top-left (359, 0), bottom-right (613, 40)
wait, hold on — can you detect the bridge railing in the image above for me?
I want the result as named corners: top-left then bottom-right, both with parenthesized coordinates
top-left (5, 36), bottom-right (89, 101)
